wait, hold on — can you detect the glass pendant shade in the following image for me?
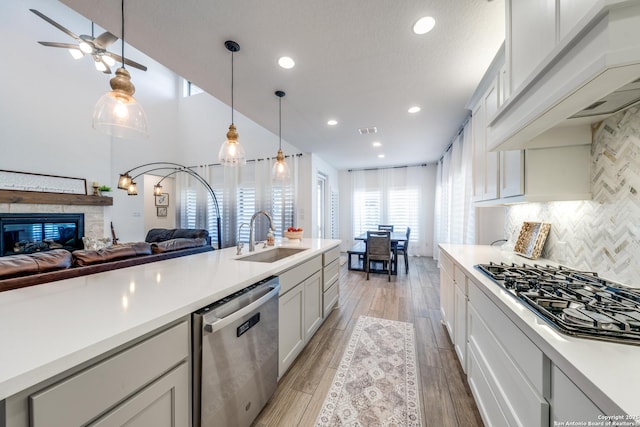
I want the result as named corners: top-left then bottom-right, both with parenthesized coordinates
top-left (218, 41), bottom-right (246, 166)
top-left (272, 149), bottom-right (290, 181)
top-left (93, 68), bottom-right (148, 139)
top-left (218, 123), bottom-right (246, 165)
top-left (153, 183), bottom-right (163, 195)
top-left (272, 90), bottom-right (289, 182)
top-left (117, 173), bottom-right (132, 190)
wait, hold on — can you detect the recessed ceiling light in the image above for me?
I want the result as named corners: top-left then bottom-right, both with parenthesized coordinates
top-left (378, 154), bottom-right (385, 159)
top-left (327, 119), bottom-right (338, 126)
top-left (413, 16), bottom-right (436, 35)
top-left (408, 106), bottom-right (421, 114)
top-left (278, 56), bottom-right (295, 69)
top-left (372, 141), bottom-right (382, 147)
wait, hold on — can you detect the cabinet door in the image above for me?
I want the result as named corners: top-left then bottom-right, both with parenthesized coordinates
top-left (472, 79), bottom-right (500, 201)
top-left (439, 265), bottom-right (454, 339)
top-left (472, 101), bottom-right (486, 201)
top-left (510, 0), bottom-right (556, 91)
top-left (279, 283), bottom-right (305, 377)
top-left (453, 281), bottom-right (467, 373)
top-left (304, 270), bottom-right (323, 341)
top-left (550, 364), bottom-right (603, 423)
top-left (499, 150), bottom-right (524, 198)
top-left (90, 361), bottom-right (189, 427)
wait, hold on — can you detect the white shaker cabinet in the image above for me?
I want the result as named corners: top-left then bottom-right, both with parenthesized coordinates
top-left (439, 253), bottom-right (455, 338)
top-left (472, 77), bottom-right (500, 202)
top-left (5, 320), bottom-right (190, 427)
top-left (509, 0), bottom-right (556, 92)
top-left (278, 253), bottom-right (325, 377)
top-left (322, 246), bottom-right (340, 317)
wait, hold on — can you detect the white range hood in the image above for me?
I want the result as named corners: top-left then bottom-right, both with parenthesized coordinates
top-left (488, 1), bottom-right (640, 151)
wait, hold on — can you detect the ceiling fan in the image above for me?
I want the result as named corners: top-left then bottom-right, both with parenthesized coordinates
top-left (29, 8), bottom-right (147, 74)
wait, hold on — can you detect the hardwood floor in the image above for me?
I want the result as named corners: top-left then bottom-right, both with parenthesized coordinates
top-left (253, 256), bottom-right (484, 426)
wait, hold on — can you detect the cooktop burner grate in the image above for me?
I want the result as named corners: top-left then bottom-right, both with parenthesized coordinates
top-left (475, 262), bottom-right (640, 345)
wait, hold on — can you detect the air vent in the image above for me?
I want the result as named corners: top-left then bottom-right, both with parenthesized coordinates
top-left (358, 126), bottom-right (377, 135)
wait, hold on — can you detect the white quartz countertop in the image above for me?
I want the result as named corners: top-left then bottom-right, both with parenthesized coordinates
top-left (0, 238), bottom-right (340, 400)
top-left (439, 244), bottom-right (640, 419)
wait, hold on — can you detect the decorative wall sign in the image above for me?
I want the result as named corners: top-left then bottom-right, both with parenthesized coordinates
top-left (514, 222), bottom-right (551, 259)
top-left (0, 170), bottom-right (87, 195)
top-left (156, 206), bottom-right (168, 217)
top-left (155, 193), bottom-right (169, 207)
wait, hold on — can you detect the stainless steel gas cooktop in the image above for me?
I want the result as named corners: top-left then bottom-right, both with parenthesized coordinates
top-left (476, 262), bottom-right (640, 345)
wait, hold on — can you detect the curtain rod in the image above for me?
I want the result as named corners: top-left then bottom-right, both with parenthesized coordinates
top-left (347, 163), bottom-right (430, 172)
top-left (439, 112), bottom-right (471, 163)
top-left (187, 153), bottom-right (304, 169)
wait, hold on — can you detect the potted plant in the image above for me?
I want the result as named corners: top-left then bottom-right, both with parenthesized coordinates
top-left (98, 185), bottom-right (112, 196)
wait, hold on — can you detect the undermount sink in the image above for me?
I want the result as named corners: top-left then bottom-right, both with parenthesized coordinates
top-left (236, 247), bottom-right (309, 263)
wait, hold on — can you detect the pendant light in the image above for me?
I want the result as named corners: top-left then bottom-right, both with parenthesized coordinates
top-left (218, 40), bottom-right (246, 166)
top-left (92, 0), bottom-right (148, 139)
top-left (272, 90), bottom-right (290, 181)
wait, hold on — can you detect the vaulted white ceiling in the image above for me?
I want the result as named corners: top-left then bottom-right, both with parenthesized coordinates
top-left (59, 0), bottom-right (505, 170)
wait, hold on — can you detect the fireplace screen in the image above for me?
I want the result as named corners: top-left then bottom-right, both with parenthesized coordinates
top-left (0, 213), bottom-right (84, 256)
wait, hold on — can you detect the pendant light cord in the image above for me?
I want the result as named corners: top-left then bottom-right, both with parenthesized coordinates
top-left (231, 50), bottom-right (234, 124)
top-left (279, 97), bottom-right (282, 150)
top-left (120, 0), bottom-right (125, 68)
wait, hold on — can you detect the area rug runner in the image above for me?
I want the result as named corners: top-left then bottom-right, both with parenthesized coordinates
top-left (315, 315), bottom-right (422, 426)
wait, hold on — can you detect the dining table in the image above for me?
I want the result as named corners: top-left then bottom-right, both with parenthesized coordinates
top-left (352, 231), bottom-right (408, 274)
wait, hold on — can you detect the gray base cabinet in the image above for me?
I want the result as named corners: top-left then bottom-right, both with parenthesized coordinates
top-left (278, 254), bottom-right (323, 377)
top-left (4, 320), bottom-right (190, 427)
top-left (440, 249), bottom-right (607, 426)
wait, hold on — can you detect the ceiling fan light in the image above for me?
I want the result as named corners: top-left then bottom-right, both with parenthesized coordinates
top-left (94, 60), bottom-right (107, 72)
top-left (93, 67), bottom-right (148, 139)
top-left (79, 41), bottom-right (93, 54)
top-left (103, 55), bottom-right (116, 67)
top-left (68, 48), bottom-right (84, 59)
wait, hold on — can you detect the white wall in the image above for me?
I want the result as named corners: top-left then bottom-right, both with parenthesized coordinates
top-left (1, 0), bottom-right (336, 245)
top-left (1, 0), bottom-right (181, 242)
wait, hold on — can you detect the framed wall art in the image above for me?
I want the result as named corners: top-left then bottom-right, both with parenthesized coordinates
top-left (0, 170), bottom-right (87, 195)
top-left (156, 206), bottom-right (168, 217)
top-left (514, 221), bottom-right (551, 259)
top-left (155, 193), bottom-right (169, 207)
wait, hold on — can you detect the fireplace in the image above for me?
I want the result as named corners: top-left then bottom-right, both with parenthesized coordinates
top-left (0, 213), bottom-right (84, 256)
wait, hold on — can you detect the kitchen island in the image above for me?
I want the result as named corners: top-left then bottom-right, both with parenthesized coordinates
top-left (439, 244), bottom-right (640, 426)
top-left (0, 238), bottom-right (340, 425)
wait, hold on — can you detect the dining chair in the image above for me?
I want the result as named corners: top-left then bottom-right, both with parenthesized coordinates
top-left (377, 225), bottom-right (394, 232)
top-left (365, 230), bottom-right (392, 282)
top-left (395, 227), bottom-right (411, 273)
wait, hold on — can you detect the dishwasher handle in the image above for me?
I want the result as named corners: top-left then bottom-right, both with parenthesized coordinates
top-left (203, 283), bottom-right (280, 334)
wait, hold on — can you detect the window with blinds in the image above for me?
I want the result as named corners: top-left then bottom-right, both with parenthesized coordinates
top-left (353, 190), bottom-right (381, 236)
top-left (388, 188), bottom-right (419, 241)
top-left (352, 187), bottom-right (419, 241)
top-left (272, 185), bottom-right (295, 235)
top-left (237, 186), bottom-right (256, 242)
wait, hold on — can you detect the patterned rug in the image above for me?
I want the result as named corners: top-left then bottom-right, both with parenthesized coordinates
top-left (315, 316), bottom-right (422, 426)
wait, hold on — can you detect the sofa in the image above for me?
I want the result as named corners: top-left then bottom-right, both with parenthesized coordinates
top-left (0, 229), bottom-right (213, 293)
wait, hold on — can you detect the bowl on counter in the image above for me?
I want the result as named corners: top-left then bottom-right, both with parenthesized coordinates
top-left (283, 231), bottom-right (303, 240)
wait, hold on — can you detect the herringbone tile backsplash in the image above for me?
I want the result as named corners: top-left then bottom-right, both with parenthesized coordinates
top-left (505, 106), bottom-right (640, 287)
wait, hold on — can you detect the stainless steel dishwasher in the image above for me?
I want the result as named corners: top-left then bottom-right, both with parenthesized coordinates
top-left (192, 276), bottom-right (280, 427)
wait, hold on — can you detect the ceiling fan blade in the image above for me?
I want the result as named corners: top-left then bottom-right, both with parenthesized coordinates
top-left (94, 32), bottom-right (118, 49)
top-left (106, 52), bottom-right (148, 72)
top-left (37, 41), bottom-right (80, 50)
top-left (29, 9), bottom-right (82, 43)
